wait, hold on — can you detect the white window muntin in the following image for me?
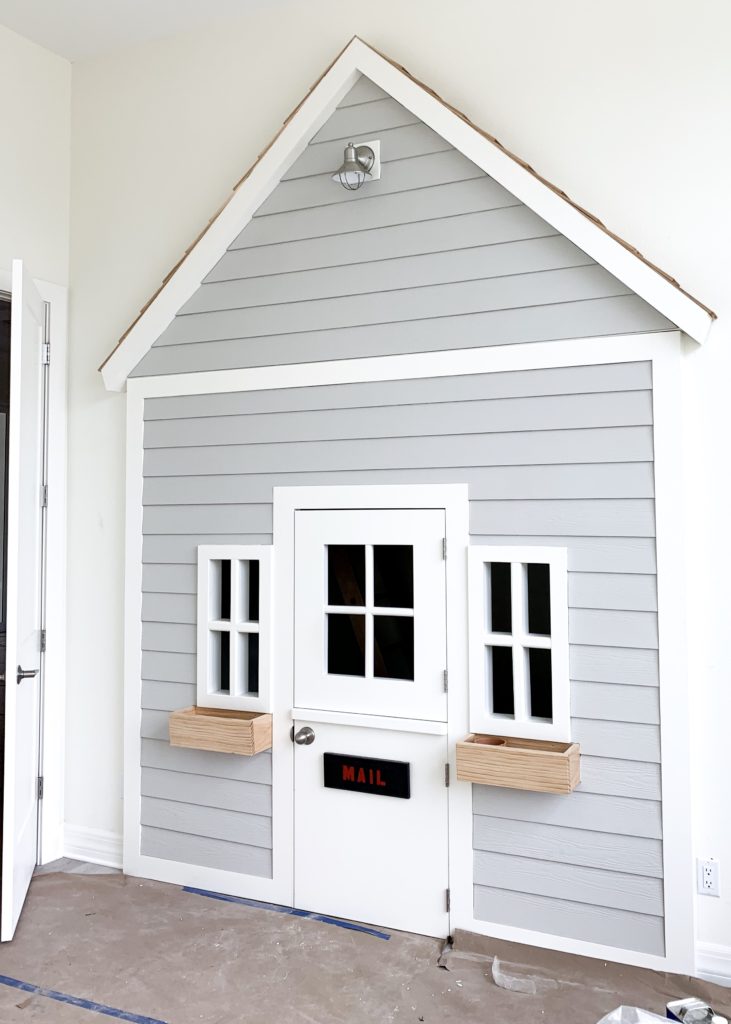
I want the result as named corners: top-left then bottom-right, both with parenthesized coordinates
top-left (197, 545), bottom-right (272, 712)
top-left (468, 545), bottom-right (570, 742)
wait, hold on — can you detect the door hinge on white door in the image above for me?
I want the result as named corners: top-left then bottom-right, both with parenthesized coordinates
top-left (442, 537), bottom-right (447, 559)
top-left (444, 763), bottom-right (450, 788)
top-left (443, 669), bottom-right (448, 693)
top-left (446, 888), bottom-right (451, 912)
top-left (42, 341), bottom-right (50, 365)
top-left (37, 777), bottom-right (44, 800)
top-left (41, 484), bottom-right (48, 508)
top-left (40, 629), bottom-right (46, 653)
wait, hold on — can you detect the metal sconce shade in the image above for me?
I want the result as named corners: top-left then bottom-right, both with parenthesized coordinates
top-left (332, 142), bottom-right (375, 190)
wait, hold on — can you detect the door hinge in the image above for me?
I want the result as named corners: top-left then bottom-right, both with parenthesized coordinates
top-left (40, 629), bottom-right (46, 653)
top-left (443, 669), bottom-right (448, 693)
top-left (446, 888), bottom-right (451, 912)
top-left (41, 483), bottom-right (48, 508)
top-left (37, 777), bottom-right (44, 800)
top-left (42, 341), bottom-right (50, 365)
top-left (444, 763), bottom-right (450, 788)
top-left (442, 537), bottom-right (447, 559)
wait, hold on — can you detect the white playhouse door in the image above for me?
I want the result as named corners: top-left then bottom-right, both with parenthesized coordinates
top-left (293, 509), bottom-right (450, 937)
top-left (2, 262), bottom-right (47, 940)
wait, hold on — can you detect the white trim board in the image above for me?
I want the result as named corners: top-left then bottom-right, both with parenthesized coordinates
top-left (64, 825), bottom-right (123, 870)
top-left (696, 943), bottom-right (731, 988)
top-left (100, 37), bottom-right (713, 391)
top-left (127, 330), bottom-right (678, 400)
top-left (122, 335), bottom-right (694, 974)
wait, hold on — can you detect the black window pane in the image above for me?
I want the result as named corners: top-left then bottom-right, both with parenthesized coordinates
top-left (527, 563), bottom-right (551, 636)
top-left (217, 560), bottom-right (231, 620)
top-left (328, 546), bottom-right (366, 606)
top-left (374, 615), bottom-right (414, 680)
top-left (247, 560), bottom-right (260, 622)
top-left (489, 562), bottom-right (512, 633)
top-left (246, 632), bottom-right (259, 695)
top-left (327, 614), bottom-right (365, 676)
top-left (211, 631), bottom-right (230, 693)
top-left (374, 545), bottom-right (414, 608)
top-left (489, 646), bottom-right (514, 716)
top-left (528, 648), bottom-right (553, 720)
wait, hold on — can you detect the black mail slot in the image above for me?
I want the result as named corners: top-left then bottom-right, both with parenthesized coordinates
top-left (323, 752), bottom-right (411, 799)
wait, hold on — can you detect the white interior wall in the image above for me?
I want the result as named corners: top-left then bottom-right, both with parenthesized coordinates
top-left (64, 0), bottom-right (731, 963)
top-left (0, 24), bottom-right (70, 283)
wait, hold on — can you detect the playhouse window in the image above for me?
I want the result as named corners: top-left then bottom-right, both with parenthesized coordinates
top-left (325, 543), bottom-right (415, 682)
top-left (468, 547), bottom-right (570, 742)
top-left (197, 545), bottom-right (271, 711)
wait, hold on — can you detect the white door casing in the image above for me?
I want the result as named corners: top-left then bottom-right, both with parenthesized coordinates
top-left (2, 260), bottom-right (47, 940)
top-left (293, 507), bottom-right (449, 936)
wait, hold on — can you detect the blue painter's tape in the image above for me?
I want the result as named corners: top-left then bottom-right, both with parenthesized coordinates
top-left (0, 973), bottom-right (168, 1024)
top-left (182, 886), bottom-right (391, 941)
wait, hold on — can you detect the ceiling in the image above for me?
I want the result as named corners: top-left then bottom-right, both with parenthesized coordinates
top-left (0, 0), bottom-right (273, 60)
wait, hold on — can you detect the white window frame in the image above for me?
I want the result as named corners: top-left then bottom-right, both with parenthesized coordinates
top-left (468, 545), bottom-right (570, 742)
top-left (196, 544), bottom-right (272, 712)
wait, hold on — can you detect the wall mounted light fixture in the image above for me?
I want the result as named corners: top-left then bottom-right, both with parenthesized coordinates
top-left (332, 142), bottom-right (377, 191)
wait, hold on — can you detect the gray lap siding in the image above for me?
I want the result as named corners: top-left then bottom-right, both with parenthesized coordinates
top-left (140, 358), bottom-right (663, 955)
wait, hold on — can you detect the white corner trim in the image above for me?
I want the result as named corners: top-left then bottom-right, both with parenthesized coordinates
top-left (101, 38), bottom-right (712, 391)
top-left (696, 942), bottom-right (731, 987)
top-left (64, 824), bottom-right (123, 869)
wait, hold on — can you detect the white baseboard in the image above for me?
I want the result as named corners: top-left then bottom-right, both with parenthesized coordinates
top-left (64, 824), bottom-right (123, 869)
top-left (696, 942), bottom-right (731, 988)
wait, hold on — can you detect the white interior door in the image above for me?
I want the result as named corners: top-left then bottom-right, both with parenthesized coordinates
top-left (293, 508), bottom-right (449, 937)
top-left (2, 261), bottom-right (46, 940)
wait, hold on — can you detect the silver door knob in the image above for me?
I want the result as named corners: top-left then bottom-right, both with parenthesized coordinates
top-left (17, 665), bottom-right (39, 685)
top-left (293, 726), bottom-right (315, 745)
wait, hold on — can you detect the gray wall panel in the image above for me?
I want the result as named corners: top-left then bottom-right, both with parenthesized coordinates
top-left (472, 886), bottom-right (664, 955)
top-left (141, 767), bottom-right (272, 817)
top-left (205, 206), bottom-right (556, 281)
top-left (143, 427), bottom-right (654, 477)
top-left (572, 719), bottom-right (661, 762)
top-left (133, 296), bottom-right (671, 377)
top-left (577, 756), bottom-right (661, 801)
top-left (155, 266), bottom-right (632, 348)
top-left (142, 680), bottom-right (196, 711)
top-left (141, 738), bottom-right (271, 784)
top-left (143, 464), bottom-right (656, 507)
top-left (141, 827), bottom-right (271, 878)
top-left (473, 816), bottom-right (663, 877)
top-left (185, 234), bottom-right (593, 314)
top-left (572, 681), bottom-right (660, 724)
top-left (473, 851), bottom-right (663, 916)
top-left (141, 796), bottom-right (271, 848)
top-left (472, 787), bottom-right (662, 839)
top-left (144, 362), bottom-right (653, 419)
top-left (143, 391), bottom-right (652, 448)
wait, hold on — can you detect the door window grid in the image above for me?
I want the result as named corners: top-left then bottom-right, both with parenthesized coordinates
top-left (326, 544), bottom-right (415, 681)
top-left (197, 545), bottom-right (271, 711)
top-left (468, 546), bottom-right (570, 742)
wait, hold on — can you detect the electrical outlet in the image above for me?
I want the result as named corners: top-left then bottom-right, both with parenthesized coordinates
top-left (697, 858), bottom-right (720, 896)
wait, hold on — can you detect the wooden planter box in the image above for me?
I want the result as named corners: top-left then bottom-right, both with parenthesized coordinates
top-left (456, 734), bottom-right (580, 794)
top-left (169, 707), bottom-right (272, 756)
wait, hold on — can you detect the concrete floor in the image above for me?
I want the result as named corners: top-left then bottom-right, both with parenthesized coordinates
top-left (0, 867), bottom-right (728, 1024)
